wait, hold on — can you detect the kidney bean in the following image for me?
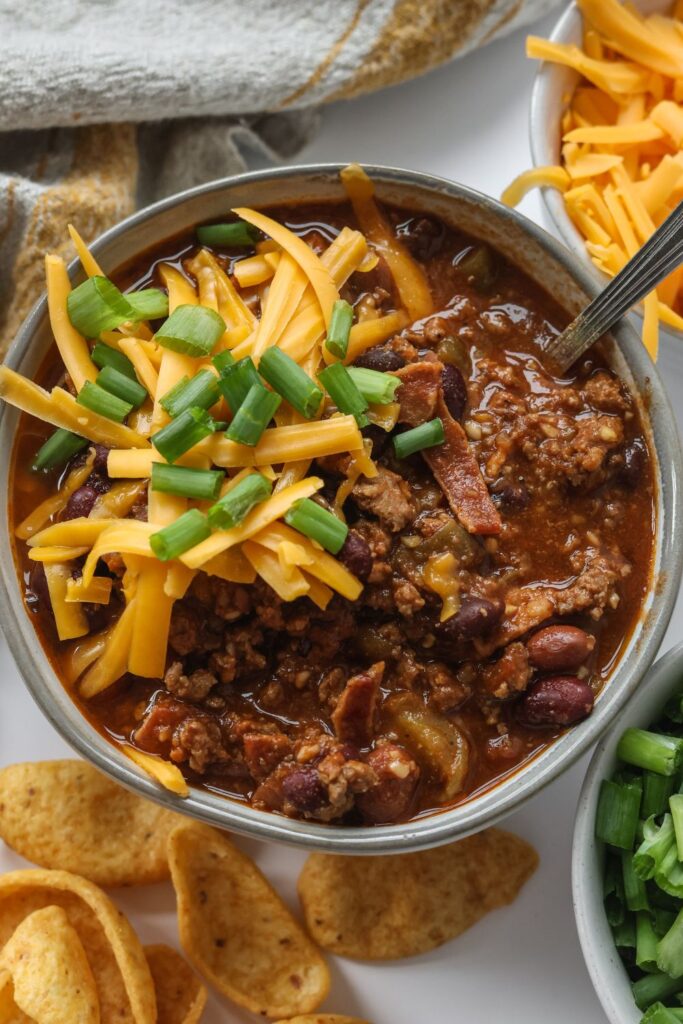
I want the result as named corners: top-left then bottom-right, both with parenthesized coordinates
top-left (441, 363), bottom-right (467, 421)
top-left (518, 676), bottom-right (594, 727)
top-left (526, 625), bottom-right (595, 672)
top-left (339, 531), bottom-right (373, 579)
top-left (438, 595), bottom-right (504, 640)
top-left (618, 438), bottom-right (646, 489)
top-left (281, 767), bottom-right (326, 813)
top-left (362, 423), bottom-right (390, 459)
top-left (491, 477), bottom-right (530, 511)
top-left (354, 346), bottom-right (404, 372)
top-left (91, 444), bottom-right (110, 473)
top-left (27, 562), bottom-right (49, 609)
top-left (62, 485), bottom-right (98, 520)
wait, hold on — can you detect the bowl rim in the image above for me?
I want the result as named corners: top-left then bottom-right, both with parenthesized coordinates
top-left (527, 0), bottom-right (683, 336)
top-left (1, 160), bottom-right (681, 854)
top-left (572, 641), bottom-right (683, 1024)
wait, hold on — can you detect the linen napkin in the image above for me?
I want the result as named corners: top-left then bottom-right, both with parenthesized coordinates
top-left (0, 0), bottom-right (559, 349)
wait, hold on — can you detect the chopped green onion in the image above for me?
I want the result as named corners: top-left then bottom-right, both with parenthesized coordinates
top-left (217, 356), bottom-right (261, 413)
top-left (624, 850), bottom-right (651, 912)
top-left (347, 365), bottom-right (401, 405)
top-left (284, 498), bottom-right (348, 555)
top-left (151, 463), bottom-right (224, 501)
top-left (659, 909), bottom-right (683, 979)
top-left (125, 288), bottom-right (169, 321)
top-left (636, 910), bottom-right (660, 972)
top-left (76, 381), bottom-right (133, 423)
top-left (91, 341), bottom-right (137, 379)
top-left (160, 369), bottom-right (220, 418)
top-left (634, 816), bottom-right (676, 881)
top-left (634, 973), bottom-right (683, 1011)
top-left (96, 366), bottom-right (147, 409)
top-left (644, 772), bottom-right (677, 819)
top-left (196, 221), bottom-right (259, 248)
top-left (656, 841), bottom-right (683, 899)
top-left (67, 276), bottom-right (136, 337)
top-left (641, 1005), bottom-right (683, 1024)
top-left (207, 473), bottom-right (272, 529)
top-left (671, 795), bottom-right (683, 862)
top-left (393, 418), bottom-right (445, 460)
top-left (596, 778), bottom-right (642, 850)
top-left (212, 350), bottom-right (236, 373)
top-left (32, 429), bottom-right (88, 472)
top-left (618, 730), bottom-right (683, 776)
top-left (655, 909), bottom-right (678, 937)
top-left (324, 299), bottom-right (353, 359)
top-left (259, 347), bottom-right (323, 420)
top-left (150, 509), bottom-right (211, 561)
top-left (155, 304), bottom-right (225, 357)
top-left (318, 363), bottom-right (368, 427)
top-left (224, 383), bottom-right (281, 446)
top-left (612, 917), bottom-right (637, 950)
top-left (151, 407), bottom-right (217, 463)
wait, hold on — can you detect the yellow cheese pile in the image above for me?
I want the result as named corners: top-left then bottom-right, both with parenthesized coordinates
top-left (502, 0), bottom-right (683, 360)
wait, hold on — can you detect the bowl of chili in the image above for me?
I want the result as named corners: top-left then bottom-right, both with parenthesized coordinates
top-left (0, 162), bottom-right (679, 853)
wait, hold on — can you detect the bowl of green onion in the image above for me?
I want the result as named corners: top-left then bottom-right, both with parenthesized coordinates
top-left (574, 642), bottom-right (683, 1024)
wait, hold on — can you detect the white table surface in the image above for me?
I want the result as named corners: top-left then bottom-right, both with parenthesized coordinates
top-left (3, 11), bottom-right (683, 1023)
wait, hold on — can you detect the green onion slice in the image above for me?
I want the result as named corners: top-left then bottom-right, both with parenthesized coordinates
top-left (635, 910), bottom-right (660, 973)
top-left (160, 369), bottom-right (220, 418)
top-left (393, 418), bottom-right (445, 460)
top-left (284, 497), bottom-right (348, 555)
top-left (258, 347), bottom-right (323, 420)
top-left (67, 276), bottom-right (137, 337)
top-left (347, 366), bottom-right (401, 405)
top-left (96, 366), bottom-right (147, 409)
top-left (634, 815), bottom-right (676, 881)
top-left (212, 349), bottom-right (236, 373)
top-left (125, 288), bottom-right (169, 321)
top-left (151, 463), bottom-right (224, 501)
top-left (91, 341), bottom-right (137, 379)
top-left (76, 381), bottom-right (133, 423)
top-left (633, 973), bottom-right (683, 1012)
top-left (196, 221), bottom-right (259, 248)
top-left (150, 509), bottom-right (211, 561)
top-left (32, 429), bottom-right (88, 472)
top-left (643, 771), bottom-right (677, 819)
top-left (216, 356), bottom-right (261, 413)
top-left (318, 363), bottom-right (368, 427)
top-left (618, 729), bottom-right (683, 776)
top-left (151, 407), bottom-right (217, 463)
top-left (324, 299), bottom-right (354, 359)
top-left (623, 849), bottom-right (650, 912)
top-left (225, 383), bottom-right (281, 446)
top-left (155, 305), bottom-right (225, 357)
top-left (596, 777), bottom-right (642, 850)
top-left (208, 472), bottom-right (272, 530)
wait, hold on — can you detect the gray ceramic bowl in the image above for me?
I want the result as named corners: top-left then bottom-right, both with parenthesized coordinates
top-left (573, 642), bottom-right (683, 1024)
top-left (528, 0), bottom-right (678, 339)
top-left (0, 163), bottom-right (680, 854)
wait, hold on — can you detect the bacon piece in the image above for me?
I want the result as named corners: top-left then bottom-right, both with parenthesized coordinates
top-left (331, 661), bottom-right (384, 745)
top-left (394, 363), bottom-right (501, 535)
top-left (394, 361), bottom-right (442, 426)
top-left (426, 395), bottom-right (501, 535)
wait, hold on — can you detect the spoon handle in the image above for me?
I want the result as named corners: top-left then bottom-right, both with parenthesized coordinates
top-left (543, 199), bottom-right (683, 373)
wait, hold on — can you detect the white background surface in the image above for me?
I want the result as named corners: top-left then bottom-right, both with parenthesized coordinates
top-left (2, 10), bottom-right (682, 1023)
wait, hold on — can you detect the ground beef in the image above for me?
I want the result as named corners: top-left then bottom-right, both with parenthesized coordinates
top-left (170, 717), bottom-right (227, 773)
top-left (164, 662), bottom-right (217, 702)
top-left (481, 642), bottom-right (531, 700)
top-left (352, 466), bottom-right (417, 531)
top-left (356, 743), bottom-right (420, 823)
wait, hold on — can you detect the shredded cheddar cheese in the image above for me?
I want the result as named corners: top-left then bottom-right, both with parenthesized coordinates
top-left (505, 0), bottom-right (683, 357)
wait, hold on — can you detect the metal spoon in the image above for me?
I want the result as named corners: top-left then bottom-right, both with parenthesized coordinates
top-left (543, 199), bottom-right (683, 374)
